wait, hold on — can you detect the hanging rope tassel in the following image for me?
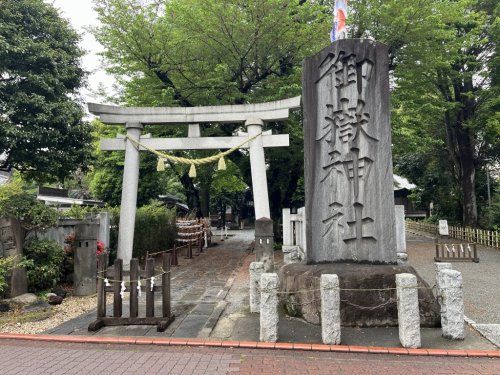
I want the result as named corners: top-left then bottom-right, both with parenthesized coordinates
top-left (189, 163), bottom-right (197, 178)
top-left (156, 157), bottom-right (165, 172)
top-left (217, 156), bottom-right (226, 171)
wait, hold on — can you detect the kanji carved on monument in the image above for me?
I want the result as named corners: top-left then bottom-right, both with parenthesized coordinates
top-left (303, 39), bottom-right (396, 264)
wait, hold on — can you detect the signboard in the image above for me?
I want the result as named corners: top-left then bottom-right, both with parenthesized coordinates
top-left (438, 220), bottom-right (449, 236)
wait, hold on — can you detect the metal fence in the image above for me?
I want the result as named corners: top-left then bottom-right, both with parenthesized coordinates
top-left (406, 220), bottom-right (499, 250)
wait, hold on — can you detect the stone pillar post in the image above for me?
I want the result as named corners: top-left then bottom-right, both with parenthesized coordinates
top-left (260, 273), bottom-right (278, 342)
top-left (395, 205), bottom-right (407, 264)
top-left (439, 269), bottom-right (465, 340)
top-left (434, 262), bottom-right (452, 310)
top-left (249, 261), bottom-right (264, 313)
top-left (321, 274), bottom-right (341, 344)
top-left (282, 208), bottom-right (291, 246)
top-left (255, 218), bottom-right (274, 272)
top-left (98, 212), bottom-right (110, 249)
top-left (74, 222), bottom-right (99, 296)
top-left (117, 122), bottom-right (143, 269)
top-left (245, 118), bottom-right (271, 220)
top-left (396, 273), bottom-right (421, 348)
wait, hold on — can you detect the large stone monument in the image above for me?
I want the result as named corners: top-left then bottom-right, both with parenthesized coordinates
top-left (303, 39), bottom-right (394, 263)
top-left (279, 39), bottom-right (439, 327)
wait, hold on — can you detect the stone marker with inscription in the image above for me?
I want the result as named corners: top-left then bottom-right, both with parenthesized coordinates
top-left (303, 39), bottom-right (395, 264)
top-left (279, 39), bottom-right (439, 327)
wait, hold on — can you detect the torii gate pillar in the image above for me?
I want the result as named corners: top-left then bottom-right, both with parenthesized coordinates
top-left (117, 122), bottom-right (143, 268)
top-left (246, 118), bottom-right (271, 220)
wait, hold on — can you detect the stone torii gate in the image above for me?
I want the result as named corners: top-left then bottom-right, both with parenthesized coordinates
top-left (88, 96), bottom-right (301, 267)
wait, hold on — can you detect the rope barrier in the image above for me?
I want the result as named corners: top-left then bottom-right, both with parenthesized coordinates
top-left (97, 268), bottom-right (170, 285)
top-left (125, 132), bottom-right (262, 177)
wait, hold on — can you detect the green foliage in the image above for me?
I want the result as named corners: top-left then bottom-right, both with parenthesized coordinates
top-left (93, 0), bottom-right (329, 106)
top-left (0, 181), bottom-right (58, 232)
top-left (59, 205), bottom-right (103, 220)
top-left (91, 0), bottom-right (329, 214)
top-left (0, 0), bottom-right (92, 183)
top-left (87, 120), bottom-right (185, 206)
top-left (0, 256), bottom-right (16, 295)
top-left (22, 239), bottom-right (65, 292)
top-left (349, 0), bottom-right (499, 226)
top-left (109, 201), bottom-right (176, 261)
top-left (210, 160), bottom-right (248, 220)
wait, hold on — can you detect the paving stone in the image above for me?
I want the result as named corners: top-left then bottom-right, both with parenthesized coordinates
top-left (172, 315), bottom-right (209, 338)
top-left (190, 303), bottom-right (215, 316)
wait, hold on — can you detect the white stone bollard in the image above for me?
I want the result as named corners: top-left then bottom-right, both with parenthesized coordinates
top-left (439, 269), bottom-right (465, 340)
top-left (434, 262), bottom-right (452, 309)
top-left (395, 205), bottom-right (407, 264)
top-left (396, 273), bottom-right (421, 348)
top-left (320, 274), bottom-right (341, 344)
top-left (249, 262), bottom-right (265, 313)
top-left (260, 273), bottom-right (279, 342)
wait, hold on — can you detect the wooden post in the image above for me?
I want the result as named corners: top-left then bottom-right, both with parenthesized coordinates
top-left (473, 243), bottom-right (479, 263)
top-left (162, 253), bottom-right (171, 318)
top-left (171, 244), bottom-right (178, 266)
top-left (130, 258), bottom-right (139, 318)
top-left (97, 253), bottom-right (107, 318)
top-left (146, 258), bottom-right (155, 317)
top-left (187, 241), bottom-right (193, 259)
top-left (435, 239), bottom-right (439, 260)
top-left (113, 258), bottom-right (123, 317)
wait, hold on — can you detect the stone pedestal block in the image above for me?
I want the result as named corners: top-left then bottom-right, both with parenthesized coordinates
top-left (439, 269), bottom-right (465, 340)
top-left (434, 262), bottom-right (452, 310)
top-left (249, 262), bottom-right (264, 313)
top-left (396, 273), bottom-right (421, 348)
top-left (303, 39), bottom-right (396, 264)
top-left (282, 245), bottom-right (301, 265)
top-left (279, 263), bottom-right (439, 327)
top-left (255, 218), bottom-right (274, 272)
top-left (260, 273), bottom-right (278, 342)
top-left (320, 274), bottom-right (341, 344)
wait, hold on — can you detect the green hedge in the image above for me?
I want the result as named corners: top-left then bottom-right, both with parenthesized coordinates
top-left (110, 201), bottom-right (176, 261)
top-left (23, 239), bottom-right (65, 292)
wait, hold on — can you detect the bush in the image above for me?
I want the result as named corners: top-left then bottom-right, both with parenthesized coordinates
top-left (23, 239), bottom-right (65, 292)
top-left (0, 256), bottom-right (16, 296)
top-left (109, 201), bottom-right (176, 261)
top-left (59, 205), bottom-right (103, 219)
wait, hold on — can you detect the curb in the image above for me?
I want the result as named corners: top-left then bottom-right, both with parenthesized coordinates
top-left (0, 333), bottom-right (498, 358)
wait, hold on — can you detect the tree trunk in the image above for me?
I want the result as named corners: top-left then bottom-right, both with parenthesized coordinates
top-left (8, 217), bottom-right (28, 297)
top-left (199, 185), bottom-right (210, 218)
top-left (439, 74), bottom-right (479, 227)
top-left (179, 173), bottom-right (202, 217)
top-left (455, 124), bottom-right (478, 227)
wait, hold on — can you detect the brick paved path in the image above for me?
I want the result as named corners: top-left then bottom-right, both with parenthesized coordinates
top-left (1, 339), bottom-right (499, 375)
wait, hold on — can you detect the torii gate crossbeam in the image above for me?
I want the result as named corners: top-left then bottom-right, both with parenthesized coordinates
top-left (88, 96), bottom-right (301, 268)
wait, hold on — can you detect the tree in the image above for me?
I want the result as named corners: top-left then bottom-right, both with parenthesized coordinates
top-left (87, 120), bottom-right (186, 206)
top-left (0, 180), bottom-right (58, 243)
top-left (209, 160), bottom-right (248, 227)
top-left (92, 0), bottom-right (330, 214)
top-left (0, 0), bottom-right (92, 183)
top-left (350, 0), bottom-right (499, 226)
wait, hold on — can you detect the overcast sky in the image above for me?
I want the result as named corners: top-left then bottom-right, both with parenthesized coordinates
top-left (49, 0), bottom-right (116, 104)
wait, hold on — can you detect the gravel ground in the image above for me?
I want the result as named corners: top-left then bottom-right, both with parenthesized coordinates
top-left (407, 231), bottom-right (500, 324)
top-left (0, 294), bottom-right (111, 334)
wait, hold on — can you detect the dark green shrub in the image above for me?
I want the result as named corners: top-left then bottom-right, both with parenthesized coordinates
top-left (23, 239), bottom-right (65, 292)
top-left (109, 201), bottom-right (176, 261)
top-left (0, 256), bottom-right (16, 296)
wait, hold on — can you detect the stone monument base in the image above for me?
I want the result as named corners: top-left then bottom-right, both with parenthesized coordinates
top-left (278, 263), bottom-right (440, 327)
